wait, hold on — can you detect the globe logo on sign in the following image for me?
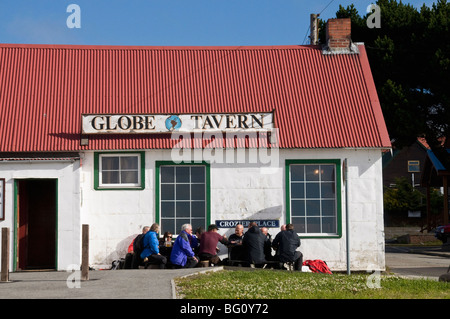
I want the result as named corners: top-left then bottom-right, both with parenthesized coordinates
top-left (165, 115), bottom-right (182, 132)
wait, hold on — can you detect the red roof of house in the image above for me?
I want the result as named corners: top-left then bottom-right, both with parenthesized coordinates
top-left (0, 43), bottom-right (390, 152)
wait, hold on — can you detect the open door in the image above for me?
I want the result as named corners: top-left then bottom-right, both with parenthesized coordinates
top-left (16, 179), bottom-right (57, 270)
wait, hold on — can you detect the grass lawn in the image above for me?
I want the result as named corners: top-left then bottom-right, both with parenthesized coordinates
top-left (174, 269), bottom-right (450, 299)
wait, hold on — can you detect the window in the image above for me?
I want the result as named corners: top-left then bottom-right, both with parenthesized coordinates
top-left (408, 160), bottom-right (420, 173)
top-left (94, 152), bottom-right (145, 189)
top-left (286, 160), bottom-right (341, 237)
top-left (156, 162), bottom-right (210, 236)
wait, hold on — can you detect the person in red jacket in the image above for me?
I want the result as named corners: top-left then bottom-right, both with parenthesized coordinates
top-left (198, 224), bottom-right (228, 265)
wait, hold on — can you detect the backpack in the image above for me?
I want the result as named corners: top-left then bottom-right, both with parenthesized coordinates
top-left (133, 233), bottom-right (146, 255)
top-left (303, 259), bottom-right (332, 274)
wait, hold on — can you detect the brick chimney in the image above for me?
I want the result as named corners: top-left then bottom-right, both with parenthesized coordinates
top-left (325, 18), bottom-right (355, 54)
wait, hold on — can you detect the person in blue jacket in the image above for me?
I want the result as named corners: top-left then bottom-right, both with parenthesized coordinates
top-left (170, 224), bottom-right (199, 268)
top-left (140, 223), bottom-right (167, 269)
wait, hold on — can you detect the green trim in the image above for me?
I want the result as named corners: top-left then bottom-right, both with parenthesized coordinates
top-left (13, 178), bottom-right (59, 271)
top-left (155, 161), bottom-right (211, 233)
top-left (285, 159), bottom-right (342, 239)
top-left (13, 180), bottom-right (17, 271)
top-left (94, 151), bottom-right (145, 190)
top-left (55, 179), bottom-right (58, 270)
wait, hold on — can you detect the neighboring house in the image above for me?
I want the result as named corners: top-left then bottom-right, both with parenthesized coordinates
top-left (0, 18), bottom-right (391, 272)
top-left (421, 140), bottom-right (450, 229)
top-left (382, 138), bottom-right (429, 189)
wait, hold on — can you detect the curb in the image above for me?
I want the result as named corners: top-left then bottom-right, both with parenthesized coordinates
top-left (171, 266), bottom-right (225, 299)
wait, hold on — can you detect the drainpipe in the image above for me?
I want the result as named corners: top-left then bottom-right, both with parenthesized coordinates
top-left (344, 158), bottom-right (350, 275)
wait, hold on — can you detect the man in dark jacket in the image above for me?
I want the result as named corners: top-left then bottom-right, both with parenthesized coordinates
top-left (272, 223), bottom-right (302, 271)
top-left (243, 222), bottom-right (268, 266)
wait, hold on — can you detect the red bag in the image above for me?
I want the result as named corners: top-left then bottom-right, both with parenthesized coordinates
top-left (303, 259), bottom-right (332, 274)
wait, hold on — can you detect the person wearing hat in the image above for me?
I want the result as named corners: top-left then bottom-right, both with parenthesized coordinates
top-left (198, 224), bottom-right (229, 266)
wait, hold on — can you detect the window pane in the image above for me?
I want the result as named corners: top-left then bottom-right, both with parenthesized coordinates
top-left (161, 167), bottom-right (175, 183)
top-left (161, 202), bottom-right (175, 218)
top-left (191, 201), bottom-right (205, 217)
top-left (161, 219), bottom-right (175, 235)
top-left (321, 182), bottom-right (335, 198)
top-left (291, 183), bottom-right (304, 199)
top-left (102, 157), bottom-right (119, 170)
top-left (306, 200), bottom-right (320, 216)
top-left (191, 184), bottom-right (205, 200)
top-left (292, 217), bottom-right (305, 233)
top-left (321, 165), bottom-right (335, 181)
top-left (306, 183), bottom-right (320, 198)
top-left (322, 217), bottom-right (336, 233)
top-left (191, 166), bottom-right (205, 183)
top-left (291, 165), bottom-right (304, 181)
top-left (322, 200), bottom-right (336, 216)
top-left (176, 167), bottom-right (190, 183)
top-left (161, 184), bottom-right (174, 200)
top-left (291, 200), bottom-right (305, 217)
top-left (102, 171), bottom-right (119, 184)
top-left (306, 217), bottom-right (320, 233)
top-left (121, 171), bottom-right (138, 184)
top-left (176, 201), bottom-right (190, 218)
top-left (121, 156), bottom-right (138, 170)
top-left (176, 184), bottom-right (190, 200)
top-left (305, 165), bottom-right (320, 181)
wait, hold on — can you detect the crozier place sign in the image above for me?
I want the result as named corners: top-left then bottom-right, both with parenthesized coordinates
top-left (81, 113), bottom-right (274, 134)
top-left (215, 220), bottom-right (280, 228)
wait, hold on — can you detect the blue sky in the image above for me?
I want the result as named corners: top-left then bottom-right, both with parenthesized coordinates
top-left (0, 0), bottom-right (438, 46)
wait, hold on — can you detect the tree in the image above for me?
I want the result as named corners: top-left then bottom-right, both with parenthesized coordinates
top-left (384, 177), bottom-right (424, 214)
top-left (320, 0), bottom-right (450, 166)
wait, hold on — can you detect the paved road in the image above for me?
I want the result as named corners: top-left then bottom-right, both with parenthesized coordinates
top-left (385, 245), bottom-right (450, 280)
top-left (0, 267), bottom-right (206, 299)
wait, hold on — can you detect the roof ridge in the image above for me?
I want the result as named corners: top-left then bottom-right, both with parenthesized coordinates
top-left (0, 43), bottom-right (320, 51)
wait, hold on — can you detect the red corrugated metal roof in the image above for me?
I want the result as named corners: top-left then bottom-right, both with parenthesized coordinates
top-left (0, 43), bottom-right (390, 152)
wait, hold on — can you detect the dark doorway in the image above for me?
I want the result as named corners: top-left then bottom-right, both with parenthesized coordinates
top-left (16, 179), bottom-right (57, 270)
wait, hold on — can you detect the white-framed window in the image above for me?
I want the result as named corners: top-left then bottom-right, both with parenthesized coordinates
top-left (286, 159), bottom-right (342, 237)
top-left (95, 152), bottom-right (145, 189)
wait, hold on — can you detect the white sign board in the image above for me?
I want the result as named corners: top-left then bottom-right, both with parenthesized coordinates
top-left (82, 113), bottom-right (274, 134)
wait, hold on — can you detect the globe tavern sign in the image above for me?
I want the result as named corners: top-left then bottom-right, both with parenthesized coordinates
top-left (81, 112), bottom-right (274, 134)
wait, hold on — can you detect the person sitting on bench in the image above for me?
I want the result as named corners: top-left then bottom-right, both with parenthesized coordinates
top-left (272, 223), bottom-right (302, 271)
top-left (140, 223), bottom-right (167, 269)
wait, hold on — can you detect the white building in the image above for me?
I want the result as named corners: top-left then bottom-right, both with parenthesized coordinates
top-left (0, 19), bottom-right (390, 272)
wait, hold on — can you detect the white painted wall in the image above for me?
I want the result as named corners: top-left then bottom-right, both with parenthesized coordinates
top-left (0, 160), bottom-right (81, 271)
top-left (0, 149), bottom-right (385, 272)
top-left (80, 148), bottom-right (385, 271)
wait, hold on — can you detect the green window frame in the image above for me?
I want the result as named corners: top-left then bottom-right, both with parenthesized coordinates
top-left (156, 161), bottom-right (210, 236)
top-left (285, 159), bottom-right (342, 238)
top-left (94, 151), bottom-right (145, 190)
